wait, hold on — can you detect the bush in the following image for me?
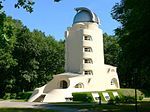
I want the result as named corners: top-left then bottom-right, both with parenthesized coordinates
top-left (3, 93), bottom-right (11, 100)
top-left (118, 96), bottom-right (135, 104)
top-left (3, 92), bottom-right (32, 101)
top-left (10, 93), bottom-right (17, 99)
top-left (139, 95), bottom-right (143, 101)
top-left (121, 96), bottom-right (135, 103)
top-left (72, 92), bottom-right (94, 103)
top-left (108, 96), bottom-right (136, 104)
top-left (16, 92), bottom-right (32, 101)
top-left (114, 96), bottom-right (121, 104)
top-left (108, 98), bottom-right (115, 105)
top-left (118, 89), bottom-right (144, 100)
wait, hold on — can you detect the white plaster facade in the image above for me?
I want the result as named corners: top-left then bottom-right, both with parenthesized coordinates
top-left (28, 7), bottom-right (120, 102)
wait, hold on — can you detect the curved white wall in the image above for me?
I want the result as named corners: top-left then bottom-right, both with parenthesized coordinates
top-left (65, 22), bottom-right (104, 76)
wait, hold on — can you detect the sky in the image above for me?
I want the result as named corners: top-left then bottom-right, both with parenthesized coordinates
top-left (3, 0), bottom-right (121, 40)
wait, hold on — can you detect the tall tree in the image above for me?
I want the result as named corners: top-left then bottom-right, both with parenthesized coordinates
top-left (0, 0), bottom-right (61, 13)
top-left (103, 33), bottom-right (120, 66)
top-left (0, 16), bottom-right (23, 96)
top-left (111, 0), bottom-right (150, 89)
top-left (0, 15), bottom-right (65, 96)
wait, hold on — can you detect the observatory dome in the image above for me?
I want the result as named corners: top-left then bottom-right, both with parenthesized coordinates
top-left (73, 7), bottom-right (100, 24)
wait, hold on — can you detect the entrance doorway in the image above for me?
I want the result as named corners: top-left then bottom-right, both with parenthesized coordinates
top-left (60, 80), bottom-right (68, 89)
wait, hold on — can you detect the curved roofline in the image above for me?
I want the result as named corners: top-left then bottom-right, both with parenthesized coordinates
top-left (74, 7), bottom-right (100, 24)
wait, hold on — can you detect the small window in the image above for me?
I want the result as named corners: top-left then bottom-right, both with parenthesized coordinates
top-left (84, 70), bottom-right (93, 75)
top-left (83, 58), bottom-right (93, 64)
top-left (60, 80), bottom-right (68, 89)
top-left (75, 83), bottom-right (84, 88)
top-left (84, 35), bottom-right (92, 40)
top-left (111, 78), bottom-right (119, 88)
top-left (111, 78), bottom-right (116, 85)
top-left (111, 69), bottom-right (115, 72)
top-left (111, 80), bottom-right (114, 85)
top-left (84, 47), bottom-right (92, 52)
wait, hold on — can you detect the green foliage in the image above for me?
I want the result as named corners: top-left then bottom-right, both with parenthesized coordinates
top-left (3, 93), bottom-right (17, 100)
top-left (0, 15), bottom-right (65, 97)
top-left (108, 96), bottom-right (135, 104)
top-left (16, 92), bottom-right (32, 101)
top-left (120, 96), bottom-right (135, 104)
top-left (107, 98), bottom-right (115, 105)
top-left (3, 93), bottom-right (11, 100)
top-left (0, 0), bottom-right (61, 13)
top-left (111, 0), bottom-right (150, 91)
top-left (141, 89), bottom-right (150, 97)
top-left (118, 89), bottom-right (144, 100)
top-left (103, 33), bottom-right (120, 66)
top-left (72, 92), bottom-right (94, 103)
top-left (2, 92), bottom-right (32, 101)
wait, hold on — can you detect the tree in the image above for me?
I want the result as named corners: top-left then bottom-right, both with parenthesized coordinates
top-left (0, 15), bottom-right (65, 96)
top-left (0, 0), bottom-right (61, 13)
top-left (0, 0), bottom-right (65, 96)
top-left (0, 16), bottom-right (23, 96)
top-left (111, 0), bottom-right (150, 89)
top-left (103, 33), bottom-right (120, 66)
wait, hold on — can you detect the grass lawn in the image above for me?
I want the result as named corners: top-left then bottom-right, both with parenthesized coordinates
top-left (0, 108), bottom-right (57, 112)
top-left (54, 101), bottom-right (150, 112)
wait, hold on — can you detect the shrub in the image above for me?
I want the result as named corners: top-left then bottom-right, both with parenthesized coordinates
top-left (118, 89), bottom-right (144, 100)
top-left (108, 96), bottom-right (136, 104)
top-left (114, 96), bottom-right (121, 104)
top-left (3, 92), bottom-right (32, 101)
top-left (16, 92), bottom-right (32, 101)
top-left (121, 96), bottom-right (135, 103)
top-left (10, 93), bottom-right (17, 99)
top-left (108, 98), bottom-right (115, 105)
top-left (72, 92), bottom-right (93, 103)
top-left (139, 95), bottom-right (143, 101)
top-left (3, 93), bottom-right (11, 100)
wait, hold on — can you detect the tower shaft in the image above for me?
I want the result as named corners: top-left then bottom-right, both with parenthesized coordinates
top-left (65, 23), bottom-right (104, 75)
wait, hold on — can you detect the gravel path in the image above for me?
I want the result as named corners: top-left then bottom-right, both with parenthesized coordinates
top-left (0, 101), bottom-right (82, 112)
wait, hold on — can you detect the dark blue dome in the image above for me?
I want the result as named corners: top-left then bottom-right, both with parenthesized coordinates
top-left (73, 7), bottom-right (100, 24)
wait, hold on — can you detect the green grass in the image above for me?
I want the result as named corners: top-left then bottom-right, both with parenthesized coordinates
top-left (0, 108), bottom-right (57, 112)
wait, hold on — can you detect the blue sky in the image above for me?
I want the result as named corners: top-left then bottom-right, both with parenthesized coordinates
top-left (3, 0), bottom-right (121, 40)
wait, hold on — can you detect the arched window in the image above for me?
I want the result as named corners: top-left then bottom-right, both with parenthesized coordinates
top-left (75, 83), bottom-right (84, 88)
top-left (60, 80), bottom-right (68, 89)
top-left (111, 78), bottom-right (118, 88)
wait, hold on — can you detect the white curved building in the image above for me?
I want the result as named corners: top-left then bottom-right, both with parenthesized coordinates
top-left (28, 7), bottom-right (120, 102)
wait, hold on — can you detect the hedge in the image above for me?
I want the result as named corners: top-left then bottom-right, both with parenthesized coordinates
top-left (3, 92), bottom-right (32, 101)
top-left (72, 92), bottom-right (94, 102)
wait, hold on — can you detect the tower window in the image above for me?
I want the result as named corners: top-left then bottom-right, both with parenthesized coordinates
top-left (110, 78), bottom-right (119, 88)
top-left (83, 58), bottom-right (93, 64)
top-left (111, 69), bottom-right (115, 72)
top-left (84, 35), bottom-right (92, 40)
top-left (84, 47), bottom-right (92, 52)
top-left (84, 70), bottom-right (93, 75)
